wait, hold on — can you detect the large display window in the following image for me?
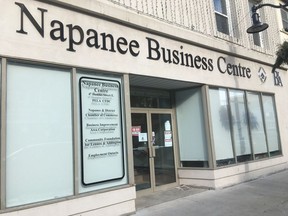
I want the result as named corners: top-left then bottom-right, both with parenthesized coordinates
top-left (209, 88), bottom-right (235, 166)
top-left (262, 95), bottom-right (281, 156)
top-left (6, 63), bottom-right (74, 207)
top-left (2, 62), bottom-right (128, 208)
top-left (208, 87), bottom-right (281, 167)
top-left (176, 86), bottom-right (282, 169)
top-left (175, 88), bottom-right (209, 168)
top-left (229, 90), bottom-right (252, 162)
top-left (246, 92), bottom-right (268, 159)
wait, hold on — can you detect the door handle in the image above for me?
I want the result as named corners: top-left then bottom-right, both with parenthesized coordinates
top-left (152, 146), bottom-right (156, 158)
top-left (148, 146), bottom-right (156, 158)
top-left (148, 146), bottom-right (153, 158)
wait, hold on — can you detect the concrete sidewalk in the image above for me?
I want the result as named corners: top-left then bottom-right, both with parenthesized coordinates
top-left (134, 169), bottom-right (288, 216)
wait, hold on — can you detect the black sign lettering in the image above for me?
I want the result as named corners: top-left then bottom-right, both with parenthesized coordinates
top-left (15, 2), bottom-right (47, 37)
top-left (274, 71), bottom-right (283, 86)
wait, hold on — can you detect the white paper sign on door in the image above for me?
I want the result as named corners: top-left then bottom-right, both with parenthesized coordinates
top-left (138, 133), bottom-right (148, 142)
top-left (164, 131), bottom-right (173, 147)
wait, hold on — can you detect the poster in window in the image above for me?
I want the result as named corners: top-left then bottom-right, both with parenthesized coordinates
top-left (79, 77), bottom-right (124, 185)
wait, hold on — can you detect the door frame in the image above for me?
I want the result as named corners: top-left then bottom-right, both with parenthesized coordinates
top-left (131, 108), bottom-right (179, 196)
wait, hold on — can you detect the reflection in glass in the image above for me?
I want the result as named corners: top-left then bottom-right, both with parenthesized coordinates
top-left (214, 0), bottom-right (227, 14)
top-left (247, 92), bottom-right (268, 159)
top-left (209, 88), bottom-right (235, 166)
top-left (209, 87), bottom-right (281, 166)
top-left (214, 0), bottom-right (229, 35)
top-left (229, 90), bottom-right (252, 162)
top-left (215, 14), bottom-right (229, 34)
top-left (262, 95), bottom-right (281, 156)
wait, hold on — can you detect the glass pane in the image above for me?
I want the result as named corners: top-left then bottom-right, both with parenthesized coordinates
top-left (253, 33), bottom-right (261, 46)
top-left (6, 63), bottom-right (73, 207)
top-left (132, 113), bottom-right (151, 191)
top-left (282, 20), bottom-right (288, 30)
top-left (246, 92), bottom-right (268, 159)
top-left (229, 90), bottom-right (252, 162)
top-left (151, 114), bottom-right (176, 186)
top-left (175, 88), bottom-right (209, 168)
top-left (216, 14), bottom-right (229, 35)
top-left (262, 95), bottom-right (281, 156)
top-left (281, 9), bottom-right (288, 22)
top-left (214, 0), bottom-right (227, 14)
top-left (209, 88), bottom-right (235, 166)
top-left (281, 8), bottom-right (288, 30)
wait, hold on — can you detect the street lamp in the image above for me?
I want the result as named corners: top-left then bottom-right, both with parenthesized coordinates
top-left (247, 2), bottom-right (288, 34)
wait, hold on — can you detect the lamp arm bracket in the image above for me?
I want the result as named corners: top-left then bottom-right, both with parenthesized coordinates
top-left (253, 3), bottom-right (288, 12)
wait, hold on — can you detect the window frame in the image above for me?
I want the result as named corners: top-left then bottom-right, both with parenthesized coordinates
top-left (213, 0), bottom-right (233, 36)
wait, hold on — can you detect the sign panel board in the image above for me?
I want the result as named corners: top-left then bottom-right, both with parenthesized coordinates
top-left (79, 77), bottom-right (124, 185)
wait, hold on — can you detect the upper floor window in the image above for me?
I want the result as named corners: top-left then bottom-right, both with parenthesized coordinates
top-left (281, 8), bottom-right (288, 31)
top-left (248, 0), bottom-right (262, 47)
top-left (214, 0), bottom-right (230, 35)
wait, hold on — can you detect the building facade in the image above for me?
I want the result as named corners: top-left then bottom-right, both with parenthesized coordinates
top-left (0, 0), bottom-right (287, 215)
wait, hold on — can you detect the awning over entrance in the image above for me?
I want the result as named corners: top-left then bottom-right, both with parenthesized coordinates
top-left (129, 74), bottom-right (200, 90)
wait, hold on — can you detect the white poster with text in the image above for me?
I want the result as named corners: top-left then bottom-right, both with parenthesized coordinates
top-left (80, 77), bottom-right (124, 185)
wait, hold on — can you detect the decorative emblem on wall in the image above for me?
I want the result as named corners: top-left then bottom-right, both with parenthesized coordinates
top-left (258, 67), bottom-right (267, 83)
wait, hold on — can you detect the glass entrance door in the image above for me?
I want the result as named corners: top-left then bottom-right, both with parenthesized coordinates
top-left (151, 113), bottom-right (176, 187)
top-left (132, 112), bottom-right (151, 191)
top-left (132, 111), bottom-right (177, 192)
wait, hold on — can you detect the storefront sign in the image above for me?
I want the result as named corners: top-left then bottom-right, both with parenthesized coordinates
top-left (14, 2), bottom-right (259, 80)
top-left (7, 0), bottom-right (283, 87)
top-left (273, 71), bottom-right (283, 86)
top-left (79, 77), bottom-right (124, 185)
